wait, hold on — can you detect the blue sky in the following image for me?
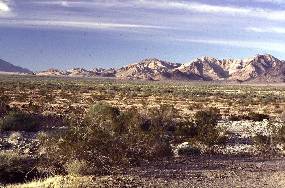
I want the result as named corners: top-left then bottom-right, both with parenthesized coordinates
top-left (0, 0), bottom-right (285, 71)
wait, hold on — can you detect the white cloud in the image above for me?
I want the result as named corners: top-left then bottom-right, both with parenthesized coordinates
top-left (0, 0), bottom-right (10, 12)
top-left (31, 1), bottom-right (285, 22)
top-left (252, 0), bottom-right (285, 4)
top-left (246, 26), bottom-right (285, 34)
top-left (137, 1), bottom-right (251, 15)
top-left (133, 1), bottom-right (285, 21)
top-left (175, 38), bottom-right (285, 53)
top-left (0, 19), bottom-right (171, 31)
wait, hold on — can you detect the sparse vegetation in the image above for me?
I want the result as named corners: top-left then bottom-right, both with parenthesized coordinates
top-left (253, 123), bottom-right (285, 153)
top-left (0, 151), bottom-right (39, 184)
top-left (0, 75), bottom-right (284, 186)
top-left (39, 103), bottom-right (174, 176)
top-left (229, 112), bottom-right (270, 121)
top-left (0, 111), bottom-right (41, 132)
top-left (193, 108), bottom-right (227, 148)
top-left (0, 99), bottom-right (9, 117)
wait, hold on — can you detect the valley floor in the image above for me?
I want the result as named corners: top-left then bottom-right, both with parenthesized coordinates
top-left (9, 156), bottom-right (285, 188)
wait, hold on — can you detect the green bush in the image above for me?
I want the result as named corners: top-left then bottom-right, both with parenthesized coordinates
top-left (175, 121), bottom-right (197, 139)
top-left (0, 111), bottom-right (41, 132)
top-left (192, 108), bottom-right (226, 147)
top-left (40, 103), bottom-right (173, 176)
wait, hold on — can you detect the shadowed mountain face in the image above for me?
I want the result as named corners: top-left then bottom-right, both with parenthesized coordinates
top-left (114, 55), bottom-right (285, 82)
top-left (116, 58), bottom-right (186, 81)
top-left (0, 59), bottom-right (32, 74)
top-left (35, 54), bottom-right (285, 83)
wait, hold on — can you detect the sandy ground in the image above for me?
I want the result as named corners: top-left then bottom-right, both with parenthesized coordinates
top-left (3, 120), bottom-right (285, 188)
top-left (114, 156), bottom-right (285, 188)
top-left (9, 156), bottom-right (285, 188)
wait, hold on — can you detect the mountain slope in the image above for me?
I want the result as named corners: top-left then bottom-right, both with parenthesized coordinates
top-left (228, 54), bottom-right (284, 82)
top-left (116, 58), bottom-right (187, 80)
top-left (179, 54), bottom-right (285, 82)
top-left (0, 59), bottom-right (32, 74)
top-left (178, 57), bottom-right (228, 81)
top-left (35, 54), bottom-right (285, 83)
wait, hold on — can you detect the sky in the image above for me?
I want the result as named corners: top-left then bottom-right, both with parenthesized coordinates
top-left (1, 0), bottom-right (285, 71)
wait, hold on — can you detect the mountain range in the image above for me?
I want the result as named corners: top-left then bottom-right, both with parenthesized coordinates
top-left (0, 59), bottom-right (32, 74)
top-left (1, 54), bottom-right (285, 83)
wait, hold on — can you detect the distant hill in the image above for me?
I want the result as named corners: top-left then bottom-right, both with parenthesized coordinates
top-left (36, 54), bottom-right (285, 83)
top-left (0, 59), bottom-right (32, 74)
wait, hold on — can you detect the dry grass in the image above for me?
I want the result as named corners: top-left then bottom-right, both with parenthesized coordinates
top-left (1, 75), bottom-right (284, 120)
top-left (8, 176), bottom-right (96, 188)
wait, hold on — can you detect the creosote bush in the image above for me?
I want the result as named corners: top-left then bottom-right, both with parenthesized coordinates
top-left (0, 111), bottom-right (42, 132)
top-left (253, 123), bottom-right (285, 153)
top-left (229, 112), bottom-right (270, 121)
top-left (0, 151), bottom-right (39, 184)
top-left (192, 108), bottom-right (226, 147)
top-left (40, 102), bottom-right (174, 176)
top-left (0, 99), bottom-right (9, 117)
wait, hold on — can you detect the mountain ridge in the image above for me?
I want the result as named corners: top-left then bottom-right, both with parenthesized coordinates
top-left (2, 54), bottom-right (284, 83)
top-left (0, 59), bottom-right (33, 74)
top-left (36, 54), bottom-right (285, 83)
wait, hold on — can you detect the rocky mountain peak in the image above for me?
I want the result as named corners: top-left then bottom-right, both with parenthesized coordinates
top-left (197, 56), bottom-right (218, 62)
top-left (30, 54), bottom-right (285, 82)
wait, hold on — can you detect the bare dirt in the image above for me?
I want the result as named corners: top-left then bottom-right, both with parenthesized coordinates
top-left (87, 156), bottom-right (285, 188)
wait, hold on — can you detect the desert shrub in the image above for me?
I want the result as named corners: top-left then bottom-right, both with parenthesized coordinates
top-left (40, 102), bottom-right (173, 176)
top-left (195, 108), bottom-right (221, 126)
top-left (175, 121), bottom-right (197, 138)
top-left (253, 134), bottom-right (272, 152)
top-left (64, 159), bottom-right (92, 176)
top-left (0, 111), bottom-right (41, 132)
top-left (177, 146), bottom-right (201, 156)
top-left (254, 124), bottom-right (285, 153)
top-left (247, 112), bottom-right (270, 121)
top-left (0, 151), bottom-right (39, 184)
top-left (274, 124), bottom-right (285, 144)
top-left (0, 99), bottom-right (9, 117)
top-left (229, 112), bottom-right (270, 121)
top-left (23, 102), bottom-right (42, 113)
top-left (228, 114), bottom-right (244, 121)
top-left (193, 108), bottom-right (226, 147)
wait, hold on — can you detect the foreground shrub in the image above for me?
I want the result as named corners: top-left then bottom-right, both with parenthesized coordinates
top-left (229, 112), bottom-right (270, 121)
top-left (0, 99), bottom-right (9, 117)
top-left (253, 134), bottom-right (272, 153)
top-left (64, 159), bottom-right (91, 176)
top-left (177, 145), bottom-right (201, 156)
top-left (247, 112), bottom-right (270, 121)
top-left (40, 102), bottom-right (173, 176)
top-left (193, 108), bottom-right (226, 147)
top-left (0, 111), bottom-right (41, 132)
top-left (254, 123), bottom-right (285, 153)
top-left (0, 152), bottom-right (39, 184)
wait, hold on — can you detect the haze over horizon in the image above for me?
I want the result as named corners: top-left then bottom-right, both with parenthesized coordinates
top-left (1, 0), bottom-right (285, 71)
